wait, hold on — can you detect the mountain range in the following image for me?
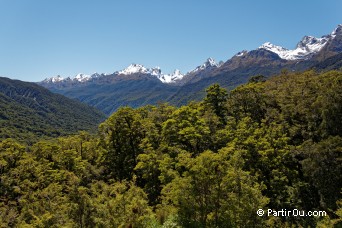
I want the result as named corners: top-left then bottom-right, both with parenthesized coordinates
top-left (39, 24), bottom-right (342, 115)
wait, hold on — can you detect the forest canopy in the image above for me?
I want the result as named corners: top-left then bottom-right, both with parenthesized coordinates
top-left (0, 70), bottom-right (341, 227)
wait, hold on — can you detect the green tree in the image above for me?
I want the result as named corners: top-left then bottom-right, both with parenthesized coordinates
top-left (162, 105), bottom-right (211, 154)
top-left (89, 180), bottom-right (154, 227)
top-left (300, 136), bottom-right (342, 214)
top-left (98, 107), bottom-right (146, 181)
top-left (203, 83), bottom-right (228, 124)
top-left (227, 82), bottom-right (267, 123)
top-left (248, 75), bottom-right (266, 83)
top-left (161, 150), bottom-right (268, 228)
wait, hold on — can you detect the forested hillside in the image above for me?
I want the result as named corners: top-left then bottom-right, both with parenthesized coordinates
top-left (0, 77), bottom-right (106, 144)
top-left (1, 70), bottom-right (341, 227)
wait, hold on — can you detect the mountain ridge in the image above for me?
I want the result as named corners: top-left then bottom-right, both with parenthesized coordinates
top-left (38, 24), bottom-right (342, 114)
top-left (41, 25), bottom-right (342, 86)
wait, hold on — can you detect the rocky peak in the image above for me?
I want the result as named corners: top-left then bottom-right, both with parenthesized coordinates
top-left (296, 35), bottom-right (329, 51)
top-left (189, 57), bottom-right (219, 74)
top-left (331, 24), bottom-right (342, 38)
top-left (235, 50), bottom-right (248, 57)
top-left (205, 57), bottom-right (218, 67)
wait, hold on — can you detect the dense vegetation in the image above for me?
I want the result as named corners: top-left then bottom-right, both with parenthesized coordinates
top-left (1, 70), bottom-right (341, 227)
top-left (0, 77), bottom-right (106, 144)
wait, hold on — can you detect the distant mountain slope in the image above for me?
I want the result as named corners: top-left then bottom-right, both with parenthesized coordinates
top-left (56, 74), bottom-right (178, 115)
top-left (312, 52), bottom-right (342, 71)
top-left (167, 53), bottom-right (286, 105)
top-left (0, 77), bottom-right (106, 144)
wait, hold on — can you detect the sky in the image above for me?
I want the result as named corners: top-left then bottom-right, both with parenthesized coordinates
top-left (0, 0), bottom-right (341, 82)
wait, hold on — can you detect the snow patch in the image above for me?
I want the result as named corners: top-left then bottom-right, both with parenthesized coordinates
top-left (235, 50), bottom-right (248, 57)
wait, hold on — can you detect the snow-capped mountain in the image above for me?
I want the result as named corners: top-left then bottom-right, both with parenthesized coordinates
top-left (257, 26), bottom-right (341, 60)
top-left (157, 69), bottom-right (184, 83)
top-left (43, 64), bottom-right (186, 85)
top-left (117, 64), bottom-right (184, 83)
top-left (43, 75), bottom-right (65, 83)
top-left (42, 72), bottom-right (101, 84)
top-left (189, 57), bottom-right (220, 74)
top-left (258, 36), bottom-right (328, 60)
top-left (118, 64), bottom-right (150, 75)
top-left (174, 57), bottom-right (222, 85)
top-left (169, 69), bottom-right (184, 81)
top-left (74, 73), bottom-right (91, 82)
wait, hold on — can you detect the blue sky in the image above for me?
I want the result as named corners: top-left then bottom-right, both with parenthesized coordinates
top-left (0, 0), bottom-right (341, 82)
